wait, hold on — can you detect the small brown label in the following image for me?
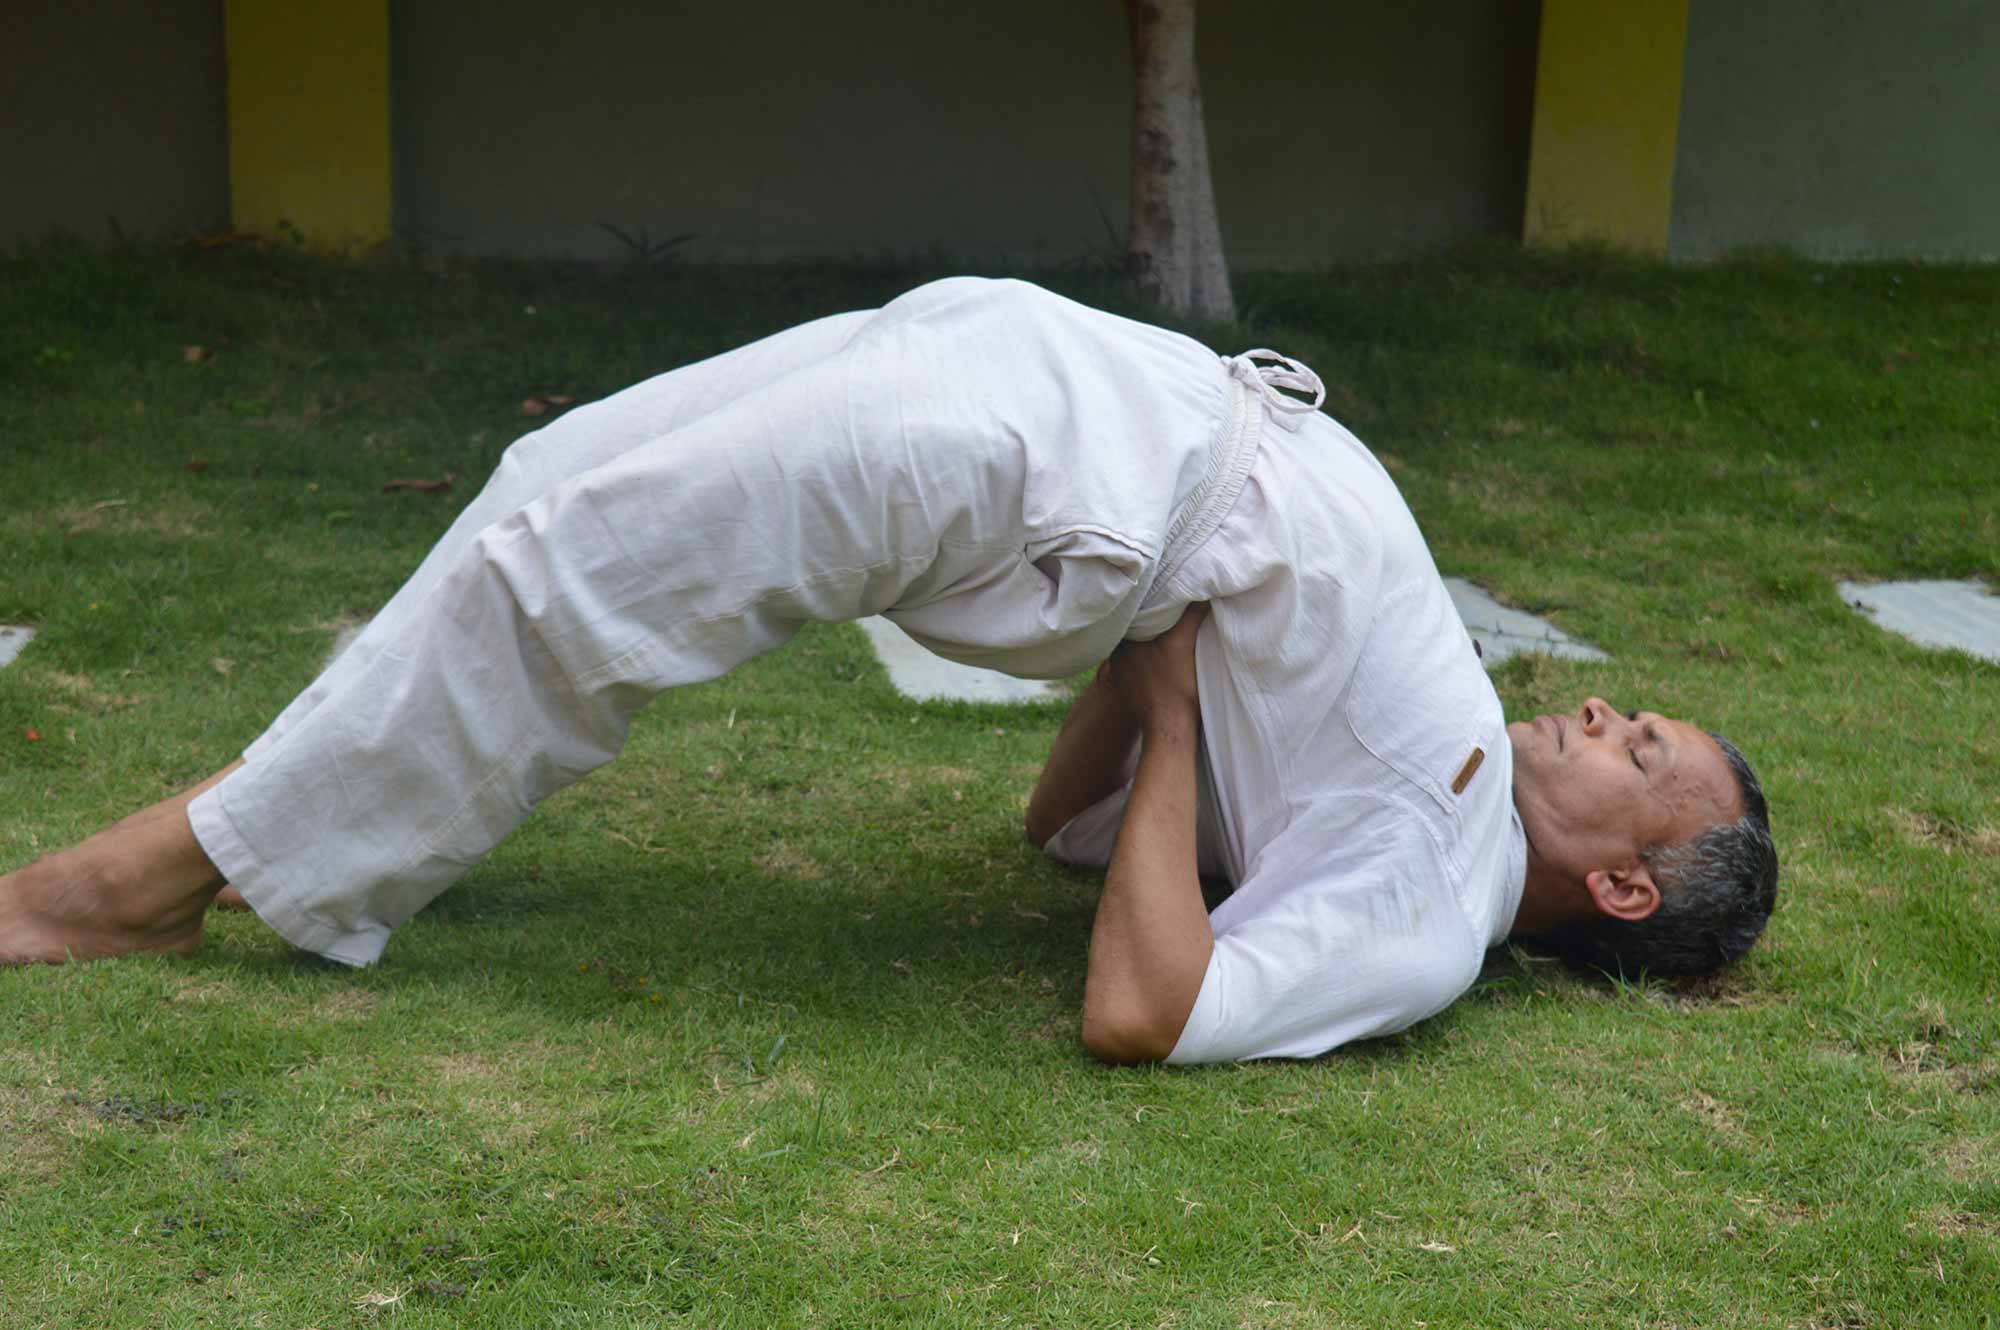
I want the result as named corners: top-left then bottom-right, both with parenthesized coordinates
top-left (1451, 747), bottom-right (1485, 795)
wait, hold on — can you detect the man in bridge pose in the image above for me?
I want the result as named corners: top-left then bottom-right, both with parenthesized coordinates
top-left (0, 278), bottom-right (1777, 1063)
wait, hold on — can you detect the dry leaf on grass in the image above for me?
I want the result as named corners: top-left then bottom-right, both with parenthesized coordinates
top-left (181, 345), bottom-right (211, 364)
top-left (520, 393), bottom-right (578, 417)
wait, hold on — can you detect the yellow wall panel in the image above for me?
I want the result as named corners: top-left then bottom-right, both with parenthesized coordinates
top-left (226, 0), bottom-right (390, 249)
top-left (1523, 0), bottom-right (1688, 253)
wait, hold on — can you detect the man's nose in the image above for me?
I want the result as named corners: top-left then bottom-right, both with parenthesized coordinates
top-left (1579, 697), bottom-right (1616, 735)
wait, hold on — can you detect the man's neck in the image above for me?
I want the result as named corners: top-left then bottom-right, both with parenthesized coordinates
top-left (1506, 840), bottom-right (1587, 940)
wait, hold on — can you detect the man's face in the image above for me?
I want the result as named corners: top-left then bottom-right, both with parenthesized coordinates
top-left (1508, 697), bottom-right (1741, 888)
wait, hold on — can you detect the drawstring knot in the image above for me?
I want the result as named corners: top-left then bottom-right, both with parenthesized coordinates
top-left (1226, 349), bottom-right (1325, 431)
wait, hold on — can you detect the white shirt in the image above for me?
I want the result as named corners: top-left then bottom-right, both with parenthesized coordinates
top-left (1045, 407), bottom-right (1526, 1063)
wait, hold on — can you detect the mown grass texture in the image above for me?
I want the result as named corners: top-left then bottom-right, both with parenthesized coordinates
top-left (1, 245), bottom-right (1996, 1328)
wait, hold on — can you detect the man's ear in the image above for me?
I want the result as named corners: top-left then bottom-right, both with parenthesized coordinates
top-left (1583, 865), bottom-right (1661, 923)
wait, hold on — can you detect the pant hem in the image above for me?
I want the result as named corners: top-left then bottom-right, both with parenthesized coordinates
top-left (187, 780), bottom-right (386, 968)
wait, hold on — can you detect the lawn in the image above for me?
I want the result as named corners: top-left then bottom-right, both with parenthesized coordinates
top-left (1, 243), bottom-right (1995, 1328)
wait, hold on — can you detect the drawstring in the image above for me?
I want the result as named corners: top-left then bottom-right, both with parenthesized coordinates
top-left (1225, 349), bottom-right (1325, 431)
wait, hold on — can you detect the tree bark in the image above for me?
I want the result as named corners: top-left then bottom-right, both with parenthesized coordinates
top-left (1124, 0), bottom-right (1235, 321)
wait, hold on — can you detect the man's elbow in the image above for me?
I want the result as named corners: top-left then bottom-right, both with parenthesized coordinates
top-left (1080, 1007), bottom-right (1179, 1065)
top-left (1024, 806), bottom-right (1057, 853)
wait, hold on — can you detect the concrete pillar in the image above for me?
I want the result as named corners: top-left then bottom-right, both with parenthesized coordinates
top-left (1522, 0), bottom-right (1689, 253)
top-left (225, 0), bottom-right (391, 250)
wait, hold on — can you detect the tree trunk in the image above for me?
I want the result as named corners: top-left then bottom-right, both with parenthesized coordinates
top-left (1124, 0), bottom-right (1235, 321)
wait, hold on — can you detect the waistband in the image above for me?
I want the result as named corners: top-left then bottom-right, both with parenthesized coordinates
top-left (1152, 349), bottom-right (1326, 594)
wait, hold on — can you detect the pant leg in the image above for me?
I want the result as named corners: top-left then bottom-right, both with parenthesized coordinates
top-left (190, 337), bottom-right (970, 965)
top-left (245, 309), bottom-right (876, 762)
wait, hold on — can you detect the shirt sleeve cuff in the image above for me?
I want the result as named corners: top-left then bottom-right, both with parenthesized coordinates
top-left (1163, 949), bottom-right (1227, 1064)
top-left (1038, 783), bottom-right (1133, 869)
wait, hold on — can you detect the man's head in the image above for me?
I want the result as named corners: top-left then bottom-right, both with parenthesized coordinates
top-left (1508, 697), bottom-right (1778, 977)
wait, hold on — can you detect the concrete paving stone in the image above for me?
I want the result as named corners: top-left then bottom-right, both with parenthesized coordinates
top-left (856, 616), bottom-right (1066, 704)
top-left (1442, 578), bottom-right (1609, 669)
top-left (0, 625), bottom-right (36, 669)
top-left (1838, 579), bottom-right (2000, 664)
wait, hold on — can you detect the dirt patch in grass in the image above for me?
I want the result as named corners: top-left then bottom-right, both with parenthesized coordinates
top-left (753, 842), bottom-right (824, 881)
top-left (41, 495), bottom-right (217, 541)
top-left (38, 670), bottom-right (149, 713)
top-left (311, 988), bottom-right (383, 1023)
top-left (1664, 966), bottom-right (1789, 1010)
top-left (171, 976), bottom-right (238, 1005)
top-left (1877, 999), bottom-right (1996, 1091)
top-left (1678, 1089), bottom-right (1745, 1139)
top-left (1937, 1135), bottom-right (1999, 1184)
top-left (424, 1050), bottom-right (554, 1150)
top-left (1799, 860), bottom-right (1897, 905)
top-left (271, 985), bottom-right (383, 1027)
top-left (1891, 809), bottom-right (2000, 857)
top-left (1914, 1204), bottom-right (2000, 1237)
top-left (699, 1046), bottom-right (817, 1110)
top-left (863, 765), bottom-right (915, 794)
top-left (1233, 1292), bottom-right (1350, 1329)
top-left (1883, 1044), bottom-right (1996, 1094)
top-left (0, 1083), bottom-right (80, 1181)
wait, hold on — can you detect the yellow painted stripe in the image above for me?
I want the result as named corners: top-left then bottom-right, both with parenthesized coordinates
top-left (225, 0), bottom-right (391, 250)
top-left (1523, 0), bottom-right (1690, 253)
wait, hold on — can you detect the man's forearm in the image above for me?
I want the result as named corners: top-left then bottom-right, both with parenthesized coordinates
top-left (1079, 704), bottom-right (1214, 1064)
top-left (1025, 678), bottom-right (1141, 849)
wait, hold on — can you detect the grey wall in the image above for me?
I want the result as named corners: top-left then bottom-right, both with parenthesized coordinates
top-left (2, 0), bottom-right (228, 248)
top-left (1673, 1), bottom-right (2000, 260)
top-left (1206, 1), bottom-right (1538, 266)
top-left (392, 0), bottom-right (1537, 266)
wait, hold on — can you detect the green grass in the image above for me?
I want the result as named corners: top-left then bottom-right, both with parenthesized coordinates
top-left (2, 242), bottom-right (1996, 1328)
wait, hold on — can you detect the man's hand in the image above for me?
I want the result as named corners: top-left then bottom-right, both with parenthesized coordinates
top-left (1095, 603), bottom-right (1208, 730)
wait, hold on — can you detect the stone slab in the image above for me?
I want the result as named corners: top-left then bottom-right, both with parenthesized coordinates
top-left (0, 625), bottom-right (34, 669)
top-left (1443, 578), bottom-right (1609, 668)
top-left (856, 616), bottom-right (1066, 704)
top-left (1839, 579), bottom-right (2000, 664)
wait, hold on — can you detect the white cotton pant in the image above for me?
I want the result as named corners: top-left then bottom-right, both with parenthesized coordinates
top-left (187, 277), bottom-right (1272, 965)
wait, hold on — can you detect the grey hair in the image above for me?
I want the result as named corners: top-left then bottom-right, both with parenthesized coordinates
top-left (1549, 731), bottom-right (1779, 979)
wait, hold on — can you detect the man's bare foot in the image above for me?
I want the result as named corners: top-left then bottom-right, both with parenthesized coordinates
top-left (0, 765), bottom-right (239, 964)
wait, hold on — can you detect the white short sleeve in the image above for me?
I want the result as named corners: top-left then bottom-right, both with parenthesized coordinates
top-left (1039, 763), bottom-right (1232, 881)
top-left (1165, 803), bottom-right (1485, 1064)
